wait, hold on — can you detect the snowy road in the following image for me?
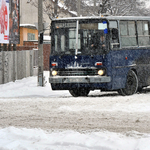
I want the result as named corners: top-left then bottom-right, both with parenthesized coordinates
top-left (1, 90), bottom-right (150, 133)
top-left (1, 72), bottom-right (150, 149)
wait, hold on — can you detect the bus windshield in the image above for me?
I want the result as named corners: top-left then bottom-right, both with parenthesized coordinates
top-left (52, 19), bottom-right (109, 55)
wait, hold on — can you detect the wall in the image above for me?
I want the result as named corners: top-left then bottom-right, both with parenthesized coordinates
top-left (0, 50), bottom-right (38, 84)
top-left (43, 44), bottom-right (51, 70)
top-left (19, 42), bottom-right (51, 71)
top-left (20, 0), bottom-right (38, 26)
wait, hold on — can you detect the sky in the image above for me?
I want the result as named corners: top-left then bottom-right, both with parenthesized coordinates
top-left (0, 71), bottom-right (150, 150)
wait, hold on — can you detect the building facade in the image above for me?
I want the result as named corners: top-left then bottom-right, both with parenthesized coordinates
top-left (20, 0), bottom-right (76, 37)
top-left (19, 0), bottom-right (76, 70)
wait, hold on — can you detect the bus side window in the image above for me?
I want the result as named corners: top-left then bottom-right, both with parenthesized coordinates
top-left (109, 21), bottom-right (120, 49)
top-left (137, 21), bottom-right (150, 46)
top-left (111, 28), bottom-right (119, 48)
top-left (120, 21), bottom-right (137, 47)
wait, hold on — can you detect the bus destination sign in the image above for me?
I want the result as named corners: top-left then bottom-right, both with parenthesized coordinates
top-left (55, 22), bottom-right (76, 28)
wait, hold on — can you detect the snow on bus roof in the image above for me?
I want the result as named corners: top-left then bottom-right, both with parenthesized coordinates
top-left (53, 16), bottom-right (150, 21)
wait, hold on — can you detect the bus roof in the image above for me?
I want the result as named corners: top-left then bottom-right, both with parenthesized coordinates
top-left (52, 16), bottom-right (150, 21)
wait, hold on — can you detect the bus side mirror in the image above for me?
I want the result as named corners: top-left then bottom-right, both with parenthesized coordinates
top-left (112, 28), bottom-right (118, 40)
top-left (39, 32), bottom-right (43, 44)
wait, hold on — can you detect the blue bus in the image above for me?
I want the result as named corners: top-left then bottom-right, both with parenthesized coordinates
top-left (49, 16), bottom-right (150, 97)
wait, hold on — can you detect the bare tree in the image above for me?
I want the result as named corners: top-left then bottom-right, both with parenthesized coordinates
top-left (101, 0), bottom-right (139, 16)
top-left (28, 0), bottom-right (62, 20)
top-left (28, 0), bottom-right (150, 19)
top-left (106, 0), bottom-right (149, 16)
top-left (63, 0), bottom-right (150, 16)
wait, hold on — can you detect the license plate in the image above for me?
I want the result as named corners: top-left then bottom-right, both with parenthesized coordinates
top-left (69, 78), bottom-right (82, 82)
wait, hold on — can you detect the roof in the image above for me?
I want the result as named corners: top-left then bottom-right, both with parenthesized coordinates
top-left (20, 24), bottom-right (37, 29)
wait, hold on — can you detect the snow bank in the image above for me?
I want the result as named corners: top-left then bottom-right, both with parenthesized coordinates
top-left (0, 127), bottom-right (150, 150)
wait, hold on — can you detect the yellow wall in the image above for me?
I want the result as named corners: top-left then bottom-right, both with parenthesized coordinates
top-left (18, 27), bottom-right (38, 46)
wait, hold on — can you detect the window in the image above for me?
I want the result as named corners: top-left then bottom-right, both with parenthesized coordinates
top-left (109, 21), bottom-right (118, 29)
top-left (120, 21), bottom-right (128, 36)
top-left (137, 21), bottom-right (150, 46)
top-left (53, 20), bottom-right (109, 55)
top-left (55, 35), bottom-right (58, 52)
top-left (54, 29), bottom-right (66, 53)
top-left (69, 29), bottom-right (80, 49)
top-left (120, 21), bottom-right (137, 47)
top-left (83, 30), bottom-right (88, 45)
top-left (109, 21), bottom-right (120, 49)
top-left (28, 33), bottom-right (35, 41)
top-left (61, 35), bottom-right (65, 51)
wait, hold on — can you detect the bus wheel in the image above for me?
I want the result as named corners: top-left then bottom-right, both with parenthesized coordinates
top-left (118, 70), bottom-right (138, 96)
top-left (69, 88), bottom-right (90, 97)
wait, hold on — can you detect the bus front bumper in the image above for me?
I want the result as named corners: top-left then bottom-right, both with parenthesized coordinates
top-left (49, 76), bottom-right (111, 84)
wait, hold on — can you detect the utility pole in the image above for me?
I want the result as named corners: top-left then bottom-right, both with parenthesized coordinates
top-left (0, 44), bottom-right (4, 84)
top-left (54, 0), bottom-right (58, 18)
top-left (38, 0), bottom-right (44, 86)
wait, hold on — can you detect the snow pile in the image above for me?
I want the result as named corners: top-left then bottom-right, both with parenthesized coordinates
top-left (0, 71), bottom-right (70, 98)
top-left (0, 127), bottom-right (150, 150)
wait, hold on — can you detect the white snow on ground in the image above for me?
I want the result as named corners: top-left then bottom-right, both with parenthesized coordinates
top-left (0, 71), bottom-right (70, 98)
top-left (0, 71), bottom-right (150, 150)
top-left (0, 127), bottom-right (150, 150)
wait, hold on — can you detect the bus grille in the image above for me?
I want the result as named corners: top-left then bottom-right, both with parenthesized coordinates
top-left (59, 69), bottom-right (98, 76)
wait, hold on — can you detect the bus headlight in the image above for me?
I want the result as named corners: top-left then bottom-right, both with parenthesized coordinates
top-left (98, 69), bottom-right (105, 76)
top-left (52, 70), bottom-right (58, 76)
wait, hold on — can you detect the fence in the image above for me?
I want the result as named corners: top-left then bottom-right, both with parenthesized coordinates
top-left (0, 50), bottom-right (38, 84)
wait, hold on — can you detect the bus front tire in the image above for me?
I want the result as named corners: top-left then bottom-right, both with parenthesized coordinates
top-left (69, 88), bottom-right (90, 97)
top-left (118, 70), bottom-right (138, 96)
